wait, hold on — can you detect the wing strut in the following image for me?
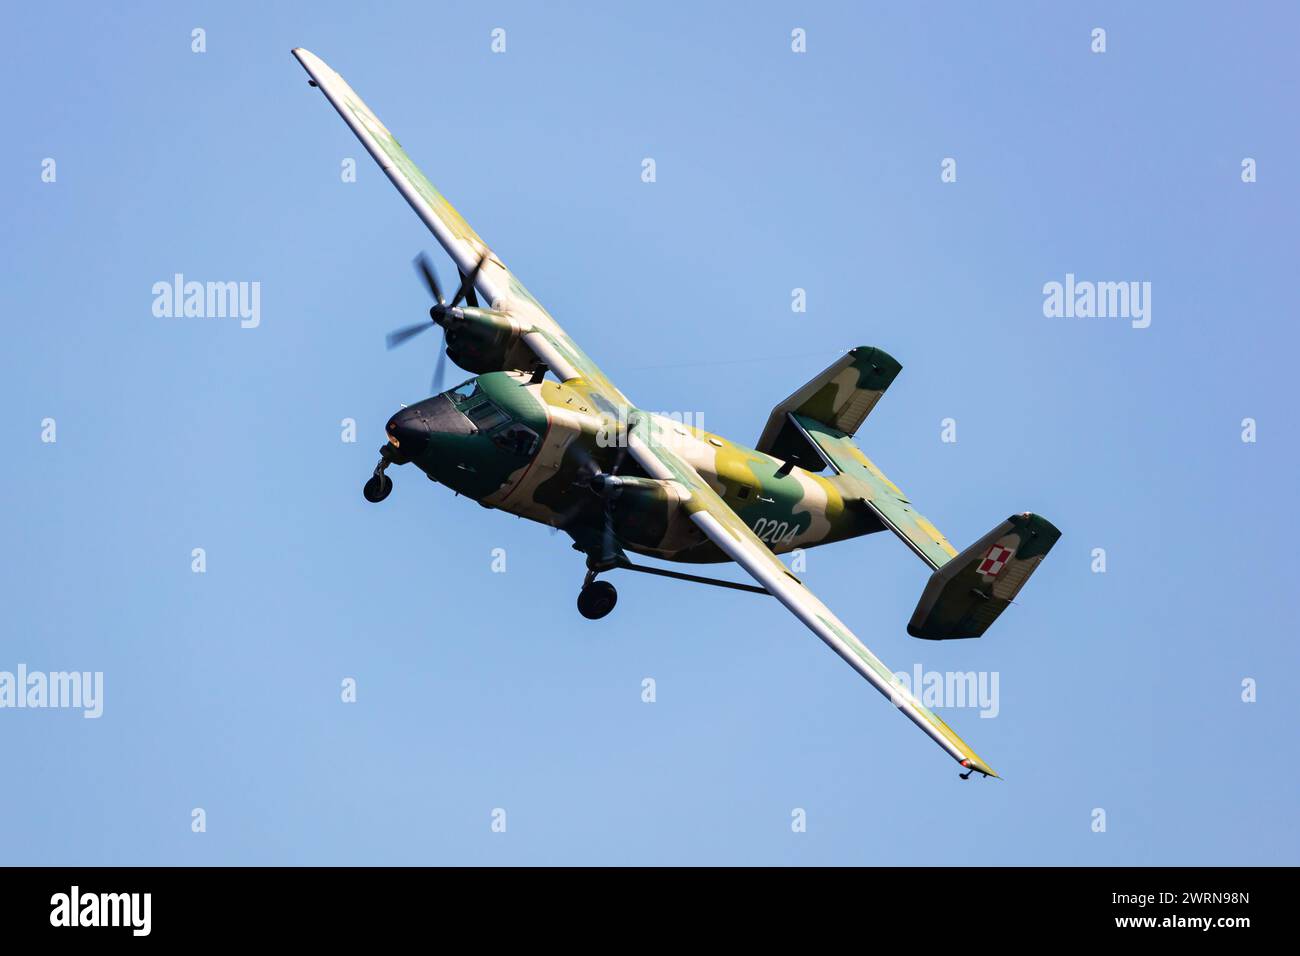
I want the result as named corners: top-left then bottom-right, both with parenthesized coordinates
top-left (603, 558), bottom-right (770, 596)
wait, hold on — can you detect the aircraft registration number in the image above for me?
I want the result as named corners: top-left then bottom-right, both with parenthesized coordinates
top-left (752, 518), bottom-right (799, 545)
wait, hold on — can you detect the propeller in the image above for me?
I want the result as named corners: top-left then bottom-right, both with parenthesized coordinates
top-left (552, 441), bottom-right (631, 564)
top-left (386, 250), bottom-right (489, 394)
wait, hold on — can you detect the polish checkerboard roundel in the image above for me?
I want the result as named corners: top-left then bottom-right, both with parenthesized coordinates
top-left (977, 543), bottom-right (1015, 578)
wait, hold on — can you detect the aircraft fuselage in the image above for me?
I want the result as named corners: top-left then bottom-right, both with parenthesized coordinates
top-left (383, 371), bottom-right (884, 564)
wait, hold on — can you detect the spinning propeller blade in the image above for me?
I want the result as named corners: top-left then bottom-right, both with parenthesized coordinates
top-left (413, 252), bottom-right (445, 306)
top-left (386, 322), bottom-right (433, 350)
top-left (432, 348), bottom-right (447, 395)
top-left (452, 252), bottom-right (488, 310)
top-left (551, 443), bottom-right (632, 563)
top-left (386, 249), bottom-right (492, 394)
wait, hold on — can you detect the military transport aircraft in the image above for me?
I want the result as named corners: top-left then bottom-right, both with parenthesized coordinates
top-left (293, 49), bottom-right (1060, 778)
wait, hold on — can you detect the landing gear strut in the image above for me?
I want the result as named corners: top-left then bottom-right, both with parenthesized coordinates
top-left (572, 551), bottom-right (773, 620)
top-left (363, 446), bottom-right (394, 503)
top-left (577, 568), bottom-right (618, 620)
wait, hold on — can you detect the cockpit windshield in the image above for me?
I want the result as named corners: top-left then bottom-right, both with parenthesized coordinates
top-left (449, 380), bottom-right (479, 404)
top-left (441, 376), bottom-right (538, 454)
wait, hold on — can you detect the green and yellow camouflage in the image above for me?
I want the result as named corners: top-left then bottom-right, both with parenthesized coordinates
top-left (293, 48), bottom-right (1062, 779)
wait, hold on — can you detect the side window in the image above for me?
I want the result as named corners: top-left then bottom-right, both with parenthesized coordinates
top-left (465, 400), bottom-right (511, 433)
top-left (493, 423), bottom-right (539, 457)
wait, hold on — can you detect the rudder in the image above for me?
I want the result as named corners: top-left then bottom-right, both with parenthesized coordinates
top-left (907, 513), bottom-right (1061, 640)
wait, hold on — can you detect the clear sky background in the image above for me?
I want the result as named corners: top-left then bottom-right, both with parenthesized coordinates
top-left (2, 2), bottom-right (1296, 865)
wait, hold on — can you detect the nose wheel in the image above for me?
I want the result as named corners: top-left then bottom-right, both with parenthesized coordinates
top-left (577, 571), bottom-right (618, 620)
top-left (363, 446), bottom-right (394, 503)
top-left (363, 473), bottom-right (392, 503)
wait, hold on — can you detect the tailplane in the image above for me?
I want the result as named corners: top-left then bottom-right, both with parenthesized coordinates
top-left (767, 350), bottom-right (1061, 641)
top-left (907, 513), bottom-right (1061, 640)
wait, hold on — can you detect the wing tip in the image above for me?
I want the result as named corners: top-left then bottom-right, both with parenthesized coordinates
top-left (290, 47), bottom-right (326, 72)
top-left (960, 757), bottom-right (1000, 779)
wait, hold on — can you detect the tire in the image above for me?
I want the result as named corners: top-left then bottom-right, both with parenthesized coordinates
top-left (577, 581), bottom-right (618, 620)
top-left (363, 474), bottom-right (393, 503)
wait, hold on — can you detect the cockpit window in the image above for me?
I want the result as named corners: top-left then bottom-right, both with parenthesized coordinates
top-left (449, 380), bottom-right (479, 403)
top-left (465, 400), bottom-right (511, 433)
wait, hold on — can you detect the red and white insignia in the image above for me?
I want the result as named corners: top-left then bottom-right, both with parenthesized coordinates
top-left (977, 544), bottom-right (1014, 578)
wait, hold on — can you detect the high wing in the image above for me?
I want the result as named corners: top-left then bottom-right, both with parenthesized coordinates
top-left (293, 48), bottom-right (996, 777)
top-left (291, 48), bottom-right (628, 407)
top-left (625, 415), bottom-right (997, 778)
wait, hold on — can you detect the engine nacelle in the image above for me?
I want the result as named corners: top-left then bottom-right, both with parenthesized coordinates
top-left (602, 475), bottom-right (701, 557)
top-left (440, 306), bottom-right (535, 375)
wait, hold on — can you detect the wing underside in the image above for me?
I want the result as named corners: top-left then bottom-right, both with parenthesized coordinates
top-left (625, 416), bottom-right (997, 777)
top-left (292, 47), bottom-right (628, 405)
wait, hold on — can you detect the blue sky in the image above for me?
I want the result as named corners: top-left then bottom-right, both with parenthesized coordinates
top-left (2, 1), bottom-right (1296, 865)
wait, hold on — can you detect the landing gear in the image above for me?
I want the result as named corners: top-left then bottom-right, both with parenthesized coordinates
top-left (363, 446), bottom-right (394, 503)
top-left (363, 473), bottom-right (392, 503)
top-left (571, 550), bottom-right (774, 620)
top-left (577, 575), bottom-right (618, 620)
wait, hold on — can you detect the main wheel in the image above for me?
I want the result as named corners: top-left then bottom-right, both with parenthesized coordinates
top-left (577, 580), bottom-right (618, 620)
top-left (363, 473), bottom-right (393, 503)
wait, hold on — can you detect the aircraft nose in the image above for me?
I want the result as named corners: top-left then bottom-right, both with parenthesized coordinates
top-left (385, 406), bottom-right (432, 462)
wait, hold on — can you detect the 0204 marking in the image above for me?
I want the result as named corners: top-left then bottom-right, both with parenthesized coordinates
top-left (752, 517), bottom-right (799, 545)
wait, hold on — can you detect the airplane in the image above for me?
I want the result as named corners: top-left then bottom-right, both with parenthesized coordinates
top-left (292, 48), bottom-right (1061, 779)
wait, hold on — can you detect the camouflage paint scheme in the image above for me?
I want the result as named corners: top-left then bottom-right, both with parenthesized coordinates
top-left (293, 48), bottom-right (1063, 778)
top-left (399, 369), bottom-right (890, 565)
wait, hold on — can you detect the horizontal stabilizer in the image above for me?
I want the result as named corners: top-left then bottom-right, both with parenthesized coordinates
top-left (794, 415), bottom-right (959, 569)
top-left (757, 347), bottom-right (901, 469)
top-left (908, 513), bottom-right (1061, 640)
